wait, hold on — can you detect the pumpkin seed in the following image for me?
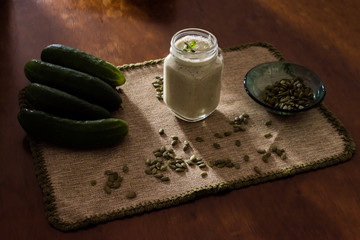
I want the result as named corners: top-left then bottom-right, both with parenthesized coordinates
top-left (154, 152), bottom-right (162, 157)
top-left (145, 159), bottom-right (152, 166)
top-left (270, 145), bottom-right (277, 152)
top-left (171, 140), bottom-right (178, 146)
top-left (217, 163), bottom-right (225, 168)
top-left (264, 133), bottom-right (272, 139)
top-left (254, 166), bottom-right (261, 174)
top-left (122, 165), bottom-right (129, 173)
top-left (265, 120), bottom-right (272, 126)
top-left (257, 149), bottom-right (266, 154)
top-left (186, 160), bottom-right (194, 166)
top-left (104, 186), bottom-right (112, 195)
top-left (198, 163), bottom-right (206, 168)
top-left (112, 180), bottom-right (121, 189)
top-left (155, 173), bottom-right (163, 179)
top-left (263, 77), bottom-right (313, 110)
top-left (262, 152), bottom-right (271, 163)
top-left (158, 128), bottom-right (165, 135)
top-left (160, 176), bottom-right (170, 182)
top-left (224, 131), bottom-right (232, 137)
top-left (226, 162), bottom-right (234, 168)
top-left (213, 143), bottom-right (221, 149)
top-left (195, 136), bottom-right (204, 142)
top-left (214, 133), bottom-right (223, 138)
top-left (126, 191), bottom-right (137, 199)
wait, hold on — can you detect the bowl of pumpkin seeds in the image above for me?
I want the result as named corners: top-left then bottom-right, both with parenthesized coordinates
top-left (244, 61), bottom-right (326, 115)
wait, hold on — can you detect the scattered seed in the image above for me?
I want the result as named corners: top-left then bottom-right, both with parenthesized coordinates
top-left (254, 166), bottom-right (261, 174)
top-left (214, 133), bottom-right (223, 138)
top-left (234, 163), bottom-right (240, 169)
top-left (198, 163), bottom-right (207, 168)
top-left (122, 165), bottom-right (129, 173)
top-left (257, 149), bottom-right (266, 154)
top-left (160, 176), bottom-right (170, 182)
top-left (171, 140), bottom-right (178, 146)
top-left (213, 143), bottom-right (221, 149)
top-left (235, 140), bottom-right (241, 147)
top-left (186, 160), bottom-right (194, 166)
top-left (153, 76), bottom-right (164, 100)
top-left (281, 152), bottom-right (287, 160)
top-left (126, 191), bottom-right (137, 199)
top-left (104, 186), bottom-right (112, 195)
top-left (155, 173), bottom-right (163, 179)
top-left (200, 171), bottom-right (208, 177)
top-left (226, 162), bottom-right (234, 168)
top-left (264, 133), bottom-right (273, 139)
top-left (112, 180), bottom-right (121, 189)
top-left (262, 152), bottom-right (271, 163)
top-left (224, 131), bottom-right (232, 137)
top-left (244, 155), bottom-right (250, 162)
top-left (90, 180), bottom-right (97, 186)
top-left (158, 128), bottom-right (165, 135)
top-left (265, 120), bottom-right (272, 126)
top-left (270, 145), bottom-right (278, 152)
top-left (154, 152), bottom-right (162, 157)
top-left (195, 136), bottom-right (204, 142)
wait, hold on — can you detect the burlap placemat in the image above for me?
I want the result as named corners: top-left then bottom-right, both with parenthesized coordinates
top-left (20, 42), bottom-right (355, 231)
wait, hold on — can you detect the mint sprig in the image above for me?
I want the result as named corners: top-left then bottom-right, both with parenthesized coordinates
top-left (183, 41), bottom-right (196, 52)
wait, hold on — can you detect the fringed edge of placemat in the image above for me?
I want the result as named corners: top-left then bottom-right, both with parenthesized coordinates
top-left (18, 42), bottom-right (355, 232)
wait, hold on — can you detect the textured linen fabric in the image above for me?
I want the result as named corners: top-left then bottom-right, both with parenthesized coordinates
top-left (26, 44), bottom-right (353, 231)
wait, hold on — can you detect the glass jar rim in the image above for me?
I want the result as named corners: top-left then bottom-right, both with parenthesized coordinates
top-left (170, 28), bottom-right (218, 56)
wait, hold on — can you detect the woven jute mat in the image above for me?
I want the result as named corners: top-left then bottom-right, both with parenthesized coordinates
top-left (22, 42), bottom-right (355, 231)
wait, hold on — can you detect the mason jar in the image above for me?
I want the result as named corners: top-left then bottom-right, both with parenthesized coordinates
top-left (163, 28), bottom-right (224, 122)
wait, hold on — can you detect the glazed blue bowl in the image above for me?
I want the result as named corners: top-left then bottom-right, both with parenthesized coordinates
top-left (244, 61), bottom-right (326, 115)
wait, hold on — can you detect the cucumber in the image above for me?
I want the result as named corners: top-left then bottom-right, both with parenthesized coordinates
top-left (41, 44), bottom-right (126, 87)
top-left (24, 59), bottom-right (122, 111)
top-left (18, 108), bottom-right (129, 148)
top-left (24, 83), bottom-right (111, 120)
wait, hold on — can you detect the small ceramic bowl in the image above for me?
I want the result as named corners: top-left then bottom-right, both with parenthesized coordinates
top-left (244, 61), bottom-right (326, 115)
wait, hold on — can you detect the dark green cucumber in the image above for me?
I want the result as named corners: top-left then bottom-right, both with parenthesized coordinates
top-left (18, 108), bottom-right (129, 148)
top-left (24, 83), bottom-right (111, 120)
top-left (24, 59), bottom-right (122, 111)
top-left (41, 44), bottom-right (126, 87)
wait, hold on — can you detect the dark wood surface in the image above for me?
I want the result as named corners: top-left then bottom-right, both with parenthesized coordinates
top-left (1, 0), bottom-right (359, 239)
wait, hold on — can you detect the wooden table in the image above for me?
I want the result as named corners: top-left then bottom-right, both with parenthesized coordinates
top-left (1, 0), bottom-right (359, 239)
